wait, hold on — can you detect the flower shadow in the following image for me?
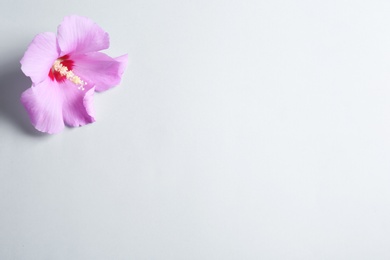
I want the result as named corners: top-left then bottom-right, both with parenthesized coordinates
top-left (0, 56), bottom-right (46, 137)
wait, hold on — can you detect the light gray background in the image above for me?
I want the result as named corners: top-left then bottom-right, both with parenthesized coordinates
top-left (1, 0), bottom-right (390, 259)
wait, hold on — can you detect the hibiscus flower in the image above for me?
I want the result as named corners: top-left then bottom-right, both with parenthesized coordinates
top-left (20, 15), bottom-right (127, 134)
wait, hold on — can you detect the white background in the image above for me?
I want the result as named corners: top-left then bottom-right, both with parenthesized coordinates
top-left (1, 0), bottom-right (390, 259)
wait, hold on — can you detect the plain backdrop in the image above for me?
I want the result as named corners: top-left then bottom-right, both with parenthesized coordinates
top-left (1, 0), bottom-right (390, 259)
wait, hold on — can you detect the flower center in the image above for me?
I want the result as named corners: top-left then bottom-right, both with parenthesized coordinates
top-left (48, 55), bottom-right (87, 91)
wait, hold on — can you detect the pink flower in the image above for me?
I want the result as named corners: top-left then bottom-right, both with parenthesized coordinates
top-left (20, 15), bottom-right (127, 134)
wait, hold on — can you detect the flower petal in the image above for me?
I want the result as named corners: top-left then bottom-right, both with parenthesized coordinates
top-left (61, 82), bottom-right (96, 127)
top-left (20, 32), bottom-right (58, 85)
top-left (21, 78), bottom-right (96, 133)
top-left (21, 78), bottom-right (64, 134)
top-left (57, 15), bottom-right (110, 56)
top-left (71, 52), bottom-right (128, 92)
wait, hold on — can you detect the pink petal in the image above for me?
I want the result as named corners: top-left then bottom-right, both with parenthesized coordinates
top-left (57, 15), bottom-right (110, 56)
top-left (20, 32), bottom-right (58, 85)
top-left (21, 78), bottom-right (96, 134)
top-left (21, 78), bottom-right (64, 134)
top-left (114, 54), bottom-right (129, 83)
top-left (71, 52), bottom-right (128, 92)
top-left (61, 82), bottom-right (96, 127)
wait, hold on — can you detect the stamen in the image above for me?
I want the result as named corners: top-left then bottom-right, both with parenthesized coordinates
top-left (53, 60), bottom-right (87, 91)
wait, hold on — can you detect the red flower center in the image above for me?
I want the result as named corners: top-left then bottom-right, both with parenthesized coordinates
top-left (48, 55), bottom-right (74, 82)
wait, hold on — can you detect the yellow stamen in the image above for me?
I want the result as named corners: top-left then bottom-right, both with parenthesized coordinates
top-left (53, 60), bottom-right (87, 91)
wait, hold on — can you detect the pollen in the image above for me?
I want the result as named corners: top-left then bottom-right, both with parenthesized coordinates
top-left (52, 60), bottom-right (87, 91)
